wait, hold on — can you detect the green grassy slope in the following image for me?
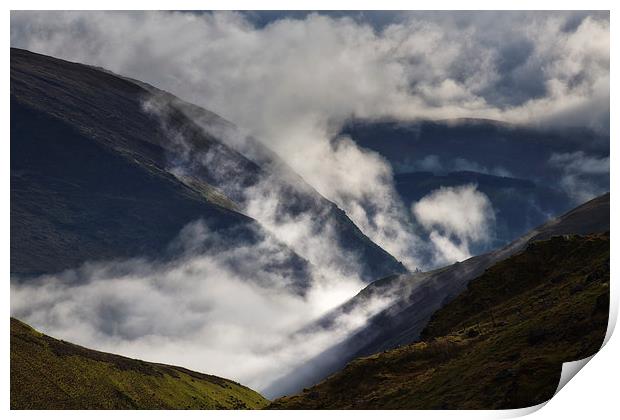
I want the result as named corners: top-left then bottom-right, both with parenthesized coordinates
top-left (270, 233), bottom-right (609, 409)
top-left (10, 318), bottom-right (268, 409)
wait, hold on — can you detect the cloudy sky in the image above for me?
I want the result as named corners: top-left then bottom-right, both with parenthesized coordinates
top-left (10, 10), bottom-right (610, 396)
top-left (10, 10), bottom-right (610, 133)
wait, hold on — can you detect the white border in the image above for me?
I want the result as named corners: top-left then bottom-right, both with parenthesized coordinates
top-left (0, 1), bottom-right (616, 11)
top-left (2, 2), bottom-right (617, 419)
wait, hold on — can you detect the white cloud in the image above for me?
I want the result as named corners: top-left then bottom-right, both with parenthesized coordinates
top-left (142, 93), bottom-right (422, 277)
top-left (427, 231), bottom-right (471, 264)
top-left (412, 184), bottom-right (495, 265)
top-left (394, 154), bottom-right (511, 177)
top-left (10, 220), bottom-right (393, 395)
top-left (549, 151), bottom-right (610, 176)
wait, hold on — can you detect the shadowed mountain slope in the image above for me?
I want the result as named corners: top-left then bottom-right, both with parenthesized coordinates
top-left (343, 118), bottom-right (609, 254)
top-left (10, 318), bottom-right (269, 409)
top-left (270, 232), bottom-right (609, 409)
top-left (343, 118), bottom-right (609, 182)
top-left (264, 193), bottom-right (609, 398)
top-left (11, 48), bottom-right (405, 282)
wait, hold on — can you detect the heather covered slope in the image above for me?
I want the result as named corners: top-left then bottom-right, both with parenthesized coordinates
top-left (10, 318), bottom-right (269, 409)
top-left (11, 47), bottom-right (405, 282)
top-left (270, 232), bottom-right (609, 409)
top-left (264, 193), bottom-right (609, 397)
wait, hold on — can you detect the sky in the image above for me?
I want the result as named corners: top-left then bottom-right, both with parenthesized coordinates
top-left (9, 10), bottom-right (610, 396)
top-left (10, 11), bottom-right (610, 132)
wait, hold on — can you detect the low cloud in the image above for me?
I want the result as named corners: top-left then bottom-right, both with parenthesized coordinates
top-left (394, 154), bottom-right (511, 177)
top-left (11, 220), bottom-right (393, 395)
top-left (291, 135), bottom-right (424, 269)
top-left (9, 93), bottom-right (419, 398)
top-left (549, 151), bottom-right (610, 203)
top-left (142, 93), bottom-right (424, 276)
top-left (412, 184), bottom-right (496, 264)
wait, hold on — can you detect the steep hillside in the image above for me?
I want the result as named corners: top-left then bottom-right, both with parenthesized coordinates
top-left (270, 233), bottom-right (609, 409)
top-left (11, 48), bottom-right (405, 282)
top-left (264, 193), bottom-right (609, 397)
top-left (10, 318), bottom-right (268, 409)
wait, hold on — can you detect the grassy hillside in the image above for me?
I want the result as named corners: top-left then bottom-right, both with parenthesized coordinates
top-left (10, 318), bottom-right (268, 409)
top-left (270, 233), bottom-right (609, 409)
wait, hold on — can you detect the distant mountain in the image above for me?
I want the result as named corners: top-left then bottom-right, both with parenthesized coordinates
top-left (10, 48), bottom-right (405, 283)
top-left (342, 118), bottom-right (609, 252)
top-left (263, 193), bottom-right (609, 398)
top-left (10, 318), bottom-right (268, 409)
top-left (342, 118), bottom-right (609, 181)
top-left (270, 232), bottom-right (609, 409)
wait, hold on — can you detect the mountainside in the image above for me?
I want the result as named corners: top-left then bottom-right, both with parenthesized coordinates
top-left (270, 232), bottom-right (609, 409)
top-left (10, 318), bottom-right (268, 409)
top-left (264, 193), bottom-right (609, 397)
top-left (11, 48), bottom-right (405, 283)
